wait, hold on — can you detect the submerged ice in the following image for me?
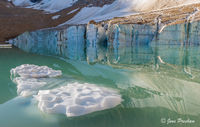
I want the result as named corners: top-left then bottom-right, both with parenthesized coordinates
top-left (14, 77), bottom-right (47, 97)
top-left (35, 82), bottom-right (122, 117)
top-left (11, 64), bottom-right (62, 97)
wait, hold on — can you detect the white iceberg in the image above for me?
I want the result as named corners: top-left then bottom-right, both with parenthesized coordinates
top-left (11, 64), bottom-right (62, 97)
top-left (14, 77), bottom-right (47, 97)
top-left (11, 64), bottom-right (62, 78)
top-left (35, 82), bottom-right (122, 117)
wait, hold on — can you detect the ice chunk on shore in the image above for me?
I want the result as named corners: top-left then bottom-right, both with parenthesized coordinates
top-left (10, 64), bottom-right (62, 97)
top-left (35, 82), bottom-right (122, 117)
top-left (11, 64), bottom-right (62, 78)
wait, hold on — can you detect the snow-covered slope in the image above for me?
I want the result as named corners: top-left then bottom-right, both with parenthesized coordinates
top-left (8, 0), bottom-right (33, 6)
top-left (9, 0), bottom-right (200, 23)
top-left (66, 0), bottom-right (200, 24)
top-left (9, 0), bottom-right (78, 13)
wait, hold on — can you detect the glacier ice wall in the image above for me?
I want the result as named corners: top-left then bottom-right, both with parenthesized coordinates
top-left (9, 21), bottom-right (200, 65)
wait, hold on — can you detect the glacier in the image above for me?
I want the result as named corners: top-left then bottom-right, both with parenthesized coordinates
top-left (9, 21), bottom-right (200, 65)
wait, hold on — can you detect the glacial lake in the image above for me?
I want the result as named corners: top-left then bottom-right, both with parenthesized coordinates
top-left (0, 45), bottom-right (200, 127)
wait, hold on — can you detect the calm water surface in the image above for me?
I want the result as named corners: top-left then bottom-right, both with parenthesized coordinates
top-left (0, 46), bottom-right (200, 127)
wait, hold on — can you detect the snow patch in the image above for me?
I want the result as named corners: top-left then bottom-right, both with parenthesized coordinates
top-left (65, 2), bottom-right (134, 24)
top-left (52, 15), bottom-right (60, 20)
top-left (9, 0), bottom-right (78, 13)
top-left (67, 8), bottom-right (79, 15)
top-left (35, 82), bottom-right (122, 117)
top-left (8, 0), bottom-right (33, 6)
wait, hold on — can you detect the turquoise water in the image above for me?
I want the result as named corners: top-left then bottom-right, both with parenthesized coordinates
top-left (0, 46), bottom-right (200, 127)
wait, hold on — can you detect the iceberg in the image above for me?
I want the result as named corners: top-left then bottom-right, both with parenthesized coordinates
top-left (35, 82), bottom-right (122, 117)
top-left (10, 64), bottom-right (123, 116)
top-left (11, 64), bottom-right (62, 97)
top-left (11, 64), bottom-right (62, 78)
top-left (14, 77), bottom-right (47, 97)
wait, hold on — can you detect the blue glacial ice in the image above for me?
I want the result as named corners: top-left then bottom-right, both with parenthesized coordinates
top-left (10, 21), bottom-right (200, 65)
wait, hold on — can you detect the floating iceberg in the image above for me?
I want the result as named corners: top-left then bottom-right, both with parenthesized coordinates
top-left (10, 64), bottom-right (62, 78)
top-left (35, 82), bottom-right (122, 117)
top-left (11, 64), bottom-right (62, 97)
top-left (10, 64), bottom-right (122, 117)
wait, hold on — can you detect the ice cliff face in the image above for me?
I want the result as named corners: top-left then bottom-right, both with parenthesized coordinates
top-left (9, 21), bottom-right (200, 65)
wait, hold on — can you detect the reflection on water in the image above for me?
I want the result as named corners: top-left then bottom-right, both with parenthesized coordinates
top-left (0, 44), bottom-right (200, 127)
